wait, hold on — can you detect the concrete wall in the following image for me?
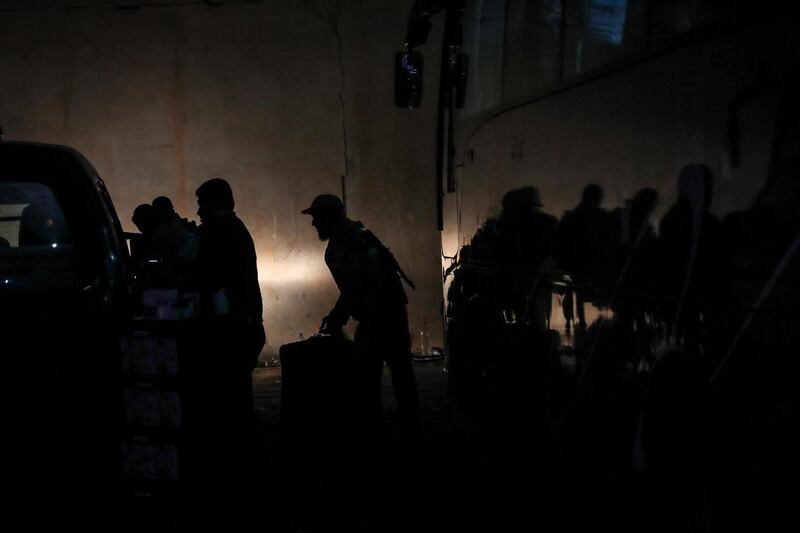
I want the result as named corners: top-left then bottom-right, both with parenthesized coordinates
top-left (0, 0), bottom-right (444, 355)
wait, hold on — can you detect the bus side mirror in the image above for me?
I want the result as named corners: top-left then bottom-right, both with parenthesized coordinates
top-left (395, 49), bottom-right (424, 108)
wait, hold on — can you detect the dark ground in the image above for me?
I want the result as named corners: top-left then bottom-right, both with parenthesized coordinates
top-left (251, 357), bottom-right (491, 533)
top-left (123, 356), bottom-right (500, 533)
top-left (120, 343), bottom-right (800, 533)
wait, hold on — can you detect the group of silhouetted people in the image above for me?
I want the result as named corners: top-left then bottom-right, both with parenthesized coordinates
top-left (128, 180), bottom-right (266, 527)
top-left (130, 184), bottom-right (418, 431)
top-left (129, 182), bottom-right (420, 530)
top-left (125, 161), bottom-right (796, 531)
top-left (455, 163), bottom-right (730, 343)
top-left (445, 161), bottom-right (800, 533)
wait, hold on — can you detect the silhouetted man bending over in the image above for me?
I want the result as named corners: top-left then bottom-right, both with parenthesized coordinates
top-left (302, 194), bottom-right (419, 433)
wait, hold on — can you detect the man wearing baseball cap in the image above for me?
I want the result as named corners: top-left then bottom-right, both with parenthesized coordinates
top-left (302, 193), bottom-right (419, 433)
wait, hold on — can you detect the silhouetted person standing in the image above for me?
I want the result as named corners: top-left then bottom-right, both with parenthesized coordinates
top-left (130, 203), bottom-right (161, 290)
top-left (556, 184), bottom-right (612, 330)
top-left (195, 178), bottom-right (265, 359)
top-left (131, 204), bottom-right (158, 259)
top-left (496, 186), bottom-right (557, 328)
top-left (609, 187), bottom-right (660, 297)
top-left (153, 195), bottom-right (198, 234)
top-left (639, 165), bottom-right (727, 533)
top-left (147, 195), bottom-right (198, 288)
top-left (658, 163), bottom-right (727, 333)
top-left (556, 184), bottom-right (611, 281)
top-left (193, 178), bottom-right (265, 501)
top-left (302, 193), bottom-right (419, 433)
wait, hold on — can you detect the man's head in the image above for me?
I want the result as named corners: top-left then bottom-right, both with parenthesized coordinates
top-left (301, 194), bottom-right (344, 241)
top-left (196, 178), bottom-right (235, 224)
top-left (581, 183), bottom-right (604, 208)
top-left (501, 186), bottom-right (542, 219)
top-left (152, 195), bottom-right (176, 224)
top-left (631, 187), bottom-right (658, 216)
top-left (132, 203), bottom-right (157, 236)
top-left (152, 195), bottom-right (175, 213)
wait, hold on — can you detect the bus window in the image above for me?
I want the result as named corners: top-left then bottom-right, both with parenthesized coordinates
top-left (564, 0), bottom-right (648, 77)
top-left (503, 0), bottom-right (563, 99)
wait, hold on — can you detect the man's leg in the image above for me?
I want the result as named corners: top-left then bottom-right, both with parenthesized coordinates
top-left (353, 321), bottom-right (386, 432)
top-left (382, 307), bottom-right (420, 430)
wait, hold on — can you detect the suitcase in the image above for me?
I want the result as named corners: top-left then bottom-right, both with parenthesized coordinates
top-left (279, 334), bottom-right (356, 441)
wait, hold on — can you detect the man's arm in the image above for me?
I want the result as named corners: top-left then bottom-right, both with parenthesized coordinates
top-left (320, 293), bottom-right (351, 334)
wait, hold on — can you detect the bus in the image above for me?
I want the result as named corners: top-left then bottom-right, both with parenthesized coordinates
top-left (398, 1), bottom-right (799, 531)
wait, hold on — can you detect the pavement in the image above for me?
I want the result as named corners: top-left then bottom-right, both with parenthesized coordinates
top-left (249, 356), bottom-right (489, 533)
top-left (122, 355), bottom-right (503, 533)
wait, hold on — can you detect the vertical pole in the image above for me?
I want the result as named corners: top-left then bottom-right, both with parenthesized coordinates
top-left (558, 0), bottom-right (567, 82)
top-left (436, 9), bottom-right (454, 231)
top-left (341, 174), bottom-right (348, 216)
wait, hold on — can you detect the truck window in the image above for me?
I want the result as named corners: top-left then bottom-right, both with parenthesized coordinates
top-left (0, 182), bottom-right (78, 292)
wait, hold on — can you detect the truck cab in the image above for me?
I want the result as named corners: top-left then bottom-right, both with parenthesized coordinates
top-left (0, 140), bottom-right (132, 525)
